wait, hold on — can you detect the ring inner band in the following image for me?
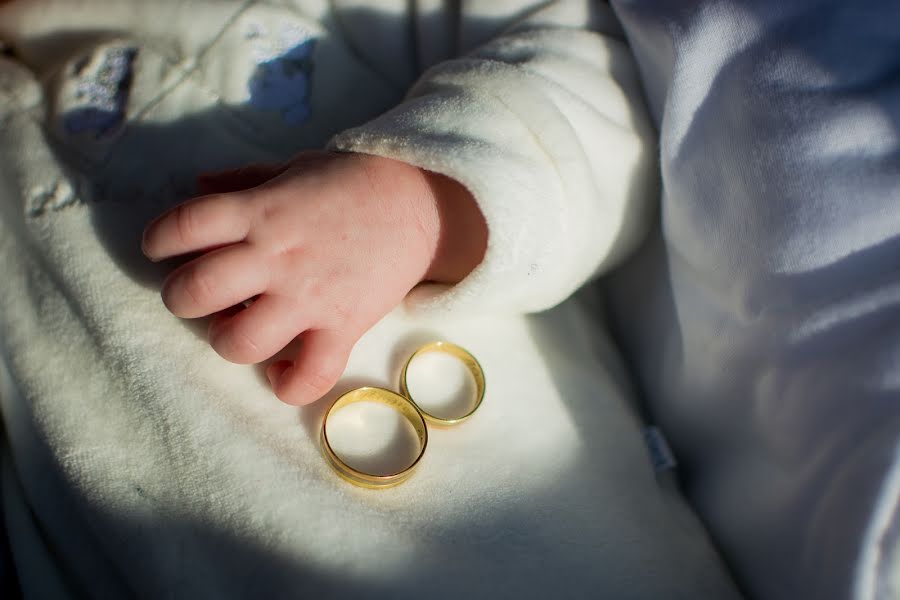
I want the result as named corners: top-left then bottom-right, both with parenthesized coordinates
top-left (400, 341), bottom-right (486, 426)
top-left (321, 387), bottom-right (428, 489)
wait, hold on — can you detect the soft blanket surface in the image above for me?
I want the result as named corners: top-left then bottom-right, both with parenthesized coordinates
top-left (0, 1), bottom-right (739, 598)
top-left (608, 1), bottom-right (900, 599)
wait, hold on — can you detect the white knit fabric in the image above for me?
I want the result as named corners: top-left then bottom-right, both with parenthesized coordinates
top-left (0, 1), bottom-right (739, 599)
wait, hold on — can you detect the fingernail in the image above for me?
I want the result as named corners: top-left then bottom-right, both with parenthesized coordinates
top-left (141, 229), bottom-right (161, 262)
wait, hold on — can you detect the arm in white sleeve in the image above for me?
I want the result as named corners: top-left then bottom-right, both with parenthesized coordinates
top-left (330, 0), bottom-right (658, 314)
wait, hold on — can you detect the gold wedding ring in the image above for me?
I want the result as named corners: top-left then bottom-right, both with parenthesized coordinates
top-left (400, 341), bottom-right (486, 426)
top-left (321, 387), bottom-right (428, 489)
top-left (321, 341), bottom-right (485, 488)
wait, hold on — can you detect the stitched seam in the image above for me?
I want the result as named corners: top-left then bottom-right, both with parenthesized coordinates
top-left (130, 0), bottom-right (258, 122)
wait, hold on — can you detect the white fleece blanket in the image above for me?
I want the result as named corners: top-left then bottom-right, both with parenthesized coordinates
top-left (0, 1), bottom-right (740, 598)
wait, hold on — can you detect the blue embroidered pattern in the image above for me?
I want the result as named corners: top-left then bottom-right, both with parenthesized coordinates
top-left (63, 47), bottom-right (137, 138)
top-left (247, 39), bottom-right (315, 125)
top-left (244, 22), bottom-right (315, 126)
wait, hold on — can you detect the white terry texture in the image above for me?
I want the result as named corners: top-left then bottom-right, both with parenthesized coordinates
top-left (0, 1), bottom-right (738, 599)
top-left (331, 0), bottom-right (658, 314)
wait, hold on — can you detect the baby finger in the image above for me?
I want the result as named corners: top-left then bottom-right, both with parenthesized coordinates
top-left (208, 294), bottom-right (308, 365)
top-left (142, 192), bottom-right (252, 261)
top-left (161, 243), bottom-right (269, 319)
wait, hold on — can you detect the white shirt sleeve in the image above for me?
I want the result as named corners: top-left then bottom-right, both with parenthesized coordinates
top-left (330, 0), bottom-right (658, 314)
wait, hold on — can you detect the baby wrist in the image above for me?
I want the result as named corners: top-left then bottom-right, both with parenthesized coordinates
top-left (420, 170), bottom-right (487, 285)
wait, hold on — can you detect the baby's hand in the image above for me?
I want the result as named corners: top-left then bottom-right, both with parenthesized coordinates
top-left (142, 151), bottom-right (486, 405)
